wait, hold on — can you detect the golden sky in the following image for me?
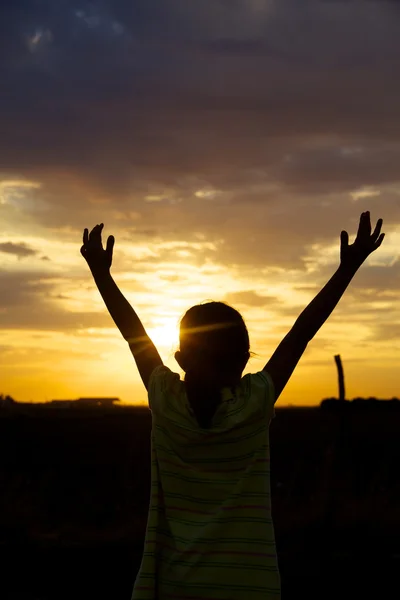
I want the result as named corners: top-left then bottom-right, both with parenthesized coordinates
top-left (1, 1), bottom-right (400, 406)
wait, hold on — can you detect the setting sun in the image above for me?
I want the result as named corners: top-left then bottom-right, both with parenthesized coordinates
top-left (147, 318), bottom-right (180, 352)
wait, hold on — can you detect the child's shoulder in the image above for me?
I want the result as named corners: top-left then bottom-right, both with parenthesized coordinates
top-left (148, 365), bottom-right (275, 421)
top-left (238, 370), bottom-right (276, 419)
top-left (240, 369), bottom-right (274, 393)
top-left (150, 364), bottom-right (182, 392)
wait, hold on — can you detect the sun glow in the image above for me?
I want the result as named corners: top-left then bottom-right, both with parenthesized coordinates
top-left (148, 318), bottom-right (180, 351)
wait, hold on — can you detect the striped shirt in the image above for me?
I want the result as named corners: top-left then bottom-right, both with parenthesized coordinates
top-left (131, 365), bottom-right (280, 600)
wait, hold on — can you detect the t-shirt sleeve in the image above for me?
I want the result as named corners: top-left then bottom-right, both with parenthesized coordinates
top-left (247, 369), bottom-right (276, 420)
top-left (147, 364), bottom-right (183, 416)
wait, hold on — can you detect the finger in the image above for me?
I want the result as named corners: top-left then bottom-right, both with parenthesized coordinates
top-left (89, 225), bottom-right (97, 240)
top-left (106, 235), bottom-right (115, 258)
top-left (89, 224), bottom-right (101, 242)
top-left (355, 213), bottom-right (365, 241)
top-left (374, 232), bottom-right (385, 248)
top-left (365, 211), bottom-right (371, 235)
top-left (80, 245), bottom-right (86, 257)
top-left (340, 230), bottom-right (349, 248)
top-left (357, 211), bottom-right (370, 239)
top-left (83, 228), bottom-right (89, 245)
top-left (371, 218), bottom-right (383, 242)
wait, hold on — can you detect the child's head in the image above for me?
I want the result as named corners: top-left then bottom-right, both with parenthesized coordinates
top-left (174, 301), bottom-right (250, 388)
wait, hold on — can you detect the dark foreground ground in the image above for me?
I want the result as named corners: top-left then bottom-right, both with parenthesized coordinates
top-left (1, 404), bottom-right (399, 599)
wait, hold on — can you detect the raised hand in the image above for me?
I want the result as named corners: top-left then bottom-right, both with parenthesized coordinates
top-left (80, 223), bottom-right (115, 275)
top-left (340, 211), bottom-right (385, 269)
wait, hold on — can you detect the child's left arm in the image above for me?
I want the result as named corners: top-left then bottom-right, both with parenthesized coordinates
top-left (263, 211), bottom-right (385, 403)
top-left (81, 224), bottom-right (163, 390)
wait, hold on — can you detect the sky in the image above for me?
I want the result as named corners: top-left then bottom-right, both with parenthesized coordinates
top-left (1, 0), bottom-right (400, 407)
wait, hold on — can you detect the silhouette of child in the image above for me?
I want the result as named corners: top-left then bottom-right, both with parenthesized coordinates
top-left (81, 211), bottom-right (384, 599)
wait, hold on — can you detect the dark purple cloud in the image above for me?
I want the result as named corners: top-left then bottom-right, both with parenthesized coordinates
top-left (0, 0), bottom-right (399, 283)
top-left (2, 0), bottom-right (400, 195)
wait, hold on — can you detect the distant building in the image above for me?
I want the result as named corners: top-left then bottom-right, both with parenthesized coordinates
top-left (49, 397), bottom-right (121, 408)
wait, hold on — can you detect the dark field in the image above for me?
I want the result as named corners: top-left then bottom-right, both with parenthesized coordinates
top-left (1, 404), bottom-right (399, 599)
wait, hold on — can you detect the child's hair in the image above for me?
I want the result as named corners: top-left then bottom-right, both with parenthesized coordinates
top-left (175, 301), bottom-right (252, 428)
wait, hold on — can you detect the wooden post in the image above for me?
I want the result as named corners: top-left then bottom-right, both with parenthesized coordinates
top-left (334, 354), bottom-right (345, 401)
top-left (319, 355), bottom-right (348, 564)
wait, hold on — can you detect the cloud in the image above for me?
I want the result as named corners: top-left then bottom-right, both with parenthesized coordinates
top-left (315, 258), bottom-right (400, 293)
top-left (364, 323), bottom-right (400, 343)
top-left (0, 269), bottom-right (111, 330)
top-left (271, 145), bottom-right (400, 195)
top-left (0, 242), bottom-right (39, 259)
top-left (0, 0), bottom-right (400, 283)
top-left (2, 0), bottom-right (400, 194)
top-left (223, 290), bottom-right (279, 308)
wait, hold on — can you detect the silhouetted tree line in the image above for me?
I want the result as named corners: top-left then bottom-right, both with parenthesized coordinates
top-left (0, 394), bottom-right (15, 407)
top-left (0, 394), bottom-right (121, 410)
top-left (2, 392), bottom-right (400, 413)
top-left (320, 397), bottom-right (400, 411)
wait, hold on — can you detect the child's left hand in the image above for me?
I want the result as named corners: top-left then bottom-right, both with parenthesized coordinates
top-left (340, 211), bottom-right (385, 269)
top-left (80, 223), bottom-right (115, 275)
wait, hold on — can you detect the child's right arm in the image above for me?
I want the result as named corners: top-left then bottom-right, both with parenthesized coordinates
top-left (81, 224), bottom-right (163, 390)
top-left (263, 211), bottom-right (385, 403)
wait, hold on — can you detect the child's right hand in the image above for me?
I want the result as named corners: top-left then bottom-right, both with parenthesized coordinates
top-left (80, 223), bottom-right (115, 275)
top-left (340, 211), bottom-right (385, 270)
